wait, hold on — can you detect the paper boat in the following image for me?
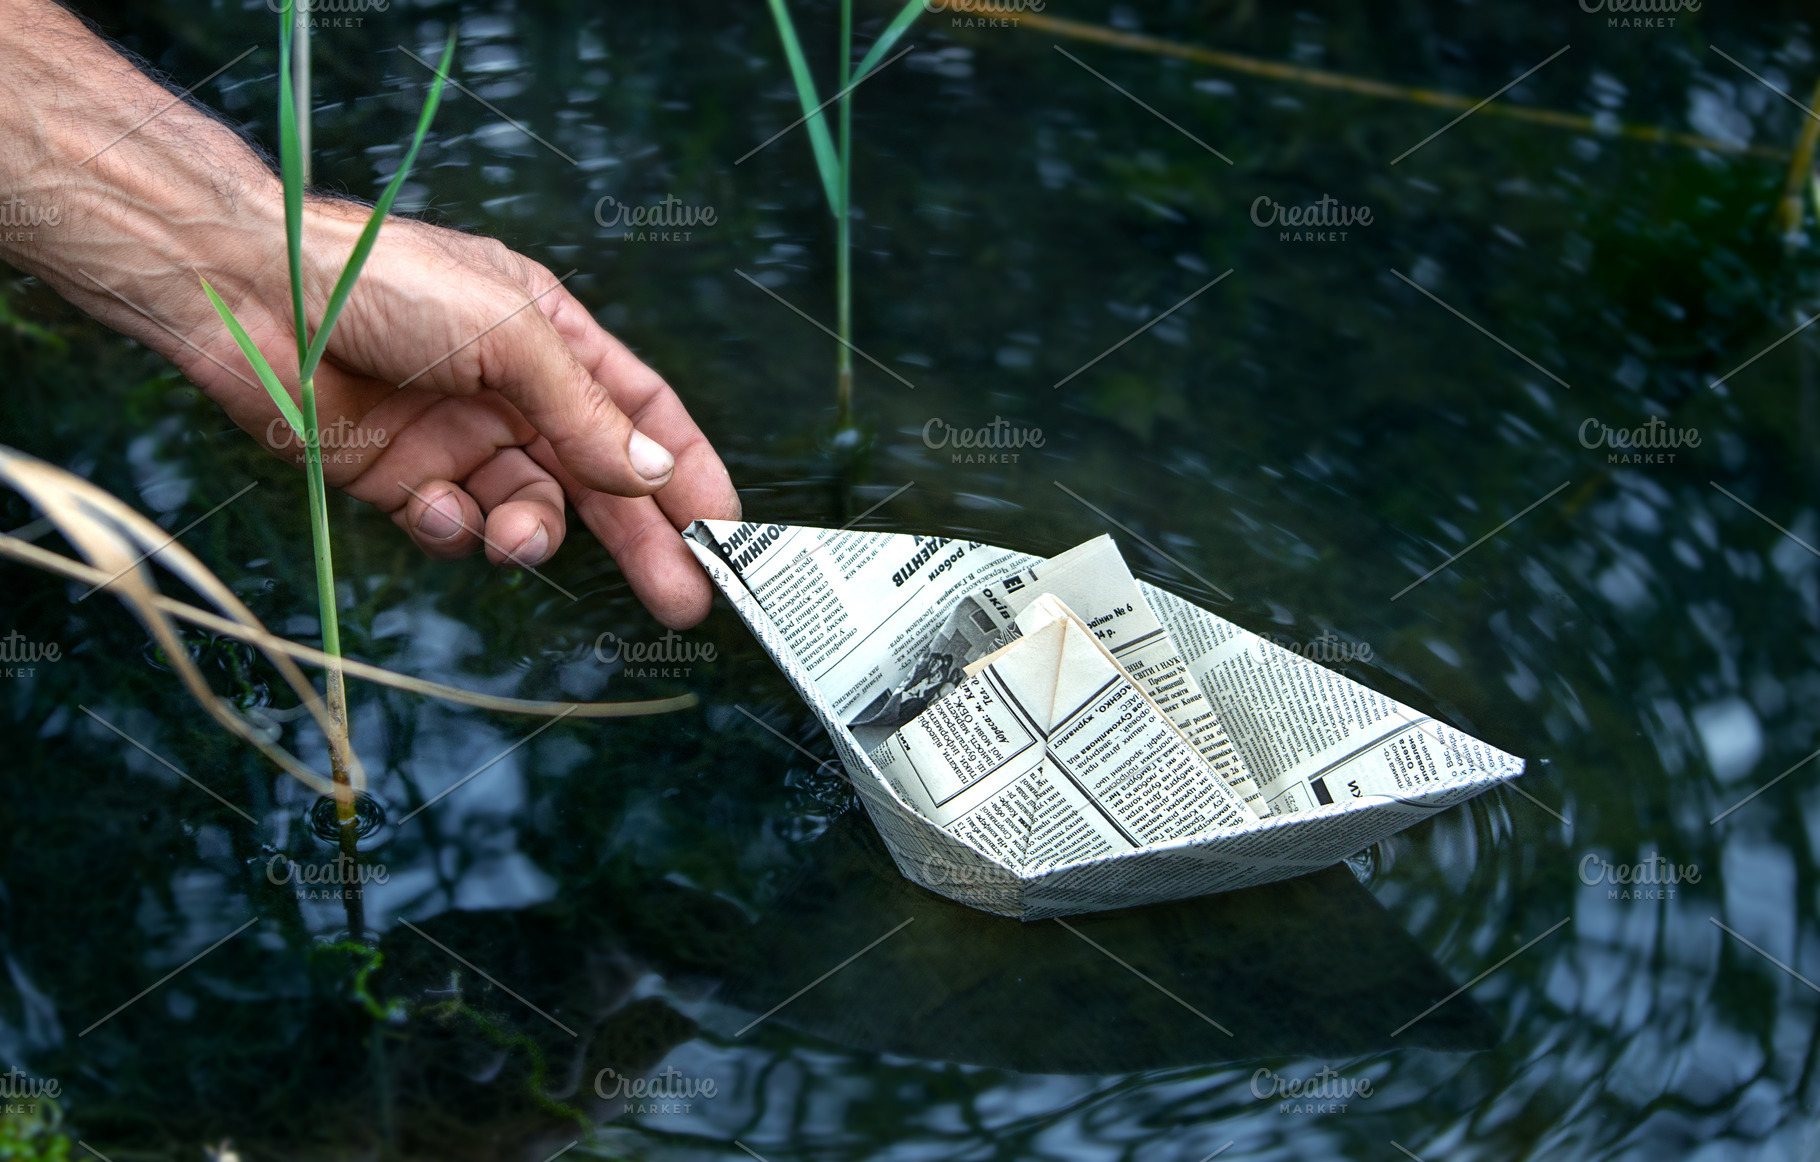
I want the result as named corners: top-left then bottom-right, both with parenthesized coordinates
top-left (687, 522), bottom-right (1525, 920)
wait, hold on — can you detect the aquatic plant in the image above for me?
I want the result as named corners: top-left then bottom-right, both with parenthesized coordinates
top-left (0, 1098), bottom-right (70, 1162)
top-left (200, 1), bottom-right (451, 823)
top-left (762, 0), bottom-right (924, 431)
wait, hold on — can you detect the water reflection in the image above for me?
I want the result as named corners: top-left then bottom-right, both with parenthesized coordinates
top-left (719, 812), bottom-right (1498, 1071)
top-left (2, 0), bottom-right (1819, 1157)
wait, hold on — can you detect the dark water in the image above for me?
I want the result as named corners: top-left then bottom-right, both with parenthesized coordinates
top-left (4, 0), bottom-right (1820, 1158)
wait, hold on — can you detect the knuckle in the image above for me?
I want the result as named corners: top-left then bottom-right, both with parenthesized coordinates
top-left (476, 236), bottom-right (517, 273)
top-left (571, 378), bottom-right (627, 431)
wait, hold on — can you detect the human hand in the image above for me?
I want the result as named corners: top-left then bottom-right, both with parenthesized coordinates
top-left (0, 0), bottom-right (739, 628)
top-left (191, 195), bottom-right (742, 629)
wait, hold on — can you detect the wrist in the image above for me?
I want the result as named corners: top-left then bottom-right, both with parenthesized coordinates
top-left (53, 158), bottom-right (295, 383)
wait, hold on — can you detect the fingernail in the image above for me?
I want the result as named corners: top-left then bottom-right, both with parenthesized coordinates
top-left (628, 429), bottom-right (674, 485)
top-left (510, 523), bottom-right (550, 567)
top-left (416, 491), bottom-right (462, 540)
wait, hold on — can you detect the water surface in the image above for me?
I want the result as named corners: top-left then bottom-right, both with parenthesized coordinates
top-left (3, 1), bottom-right (1819, 1158)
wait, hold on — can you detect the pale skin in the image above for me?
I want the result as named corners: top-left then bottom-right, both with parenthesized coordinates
top-left (0, 0), bottom-right (741, 627)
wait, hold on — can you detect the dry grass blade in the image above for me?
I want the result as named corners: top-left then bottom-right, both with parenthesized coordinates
top-left (0, 445), bottom-right (350, 793)
top-left (0, 446), bottom-right (696, 799)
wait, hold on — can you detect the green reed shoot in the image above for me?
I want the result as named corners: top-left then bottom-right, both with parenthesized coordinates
top-left (201, 5), bottom-right (456, 806)
top-left (763, 0), bottom-right (922, 431)
top-left (293, 0), bottom-right (312, 186)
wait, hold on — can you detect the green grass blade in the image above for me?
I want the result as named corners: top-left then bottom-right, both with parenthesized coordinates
top-left (298, 378), bottom-right (341, 661)
top-left (851, 0), bottom-right (922, 83)
top-left (200, 277), bottom-right (304, 437)
top-left (763, 0), bottom-right (841, 215)
top-left (298, 31), bottom-right (456, 382)
top-left (278, 0), bottom-right (307, 368)
top-left (835, 0), bottom-right (853, 425)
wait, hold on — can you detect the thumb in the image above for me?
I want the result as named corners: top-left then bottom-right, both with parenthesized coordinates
top-left (471, 290), bottom-right (674, 497)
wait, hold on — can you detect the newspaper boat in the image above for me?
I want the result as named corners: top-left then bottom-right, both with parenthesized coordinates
top-left (688, 521), bottom-right (1526, 920)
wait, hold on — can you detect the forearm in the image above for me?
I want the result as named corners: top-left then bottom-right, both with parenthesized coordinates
top-left (0, 0), bottom-right (285, 358)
